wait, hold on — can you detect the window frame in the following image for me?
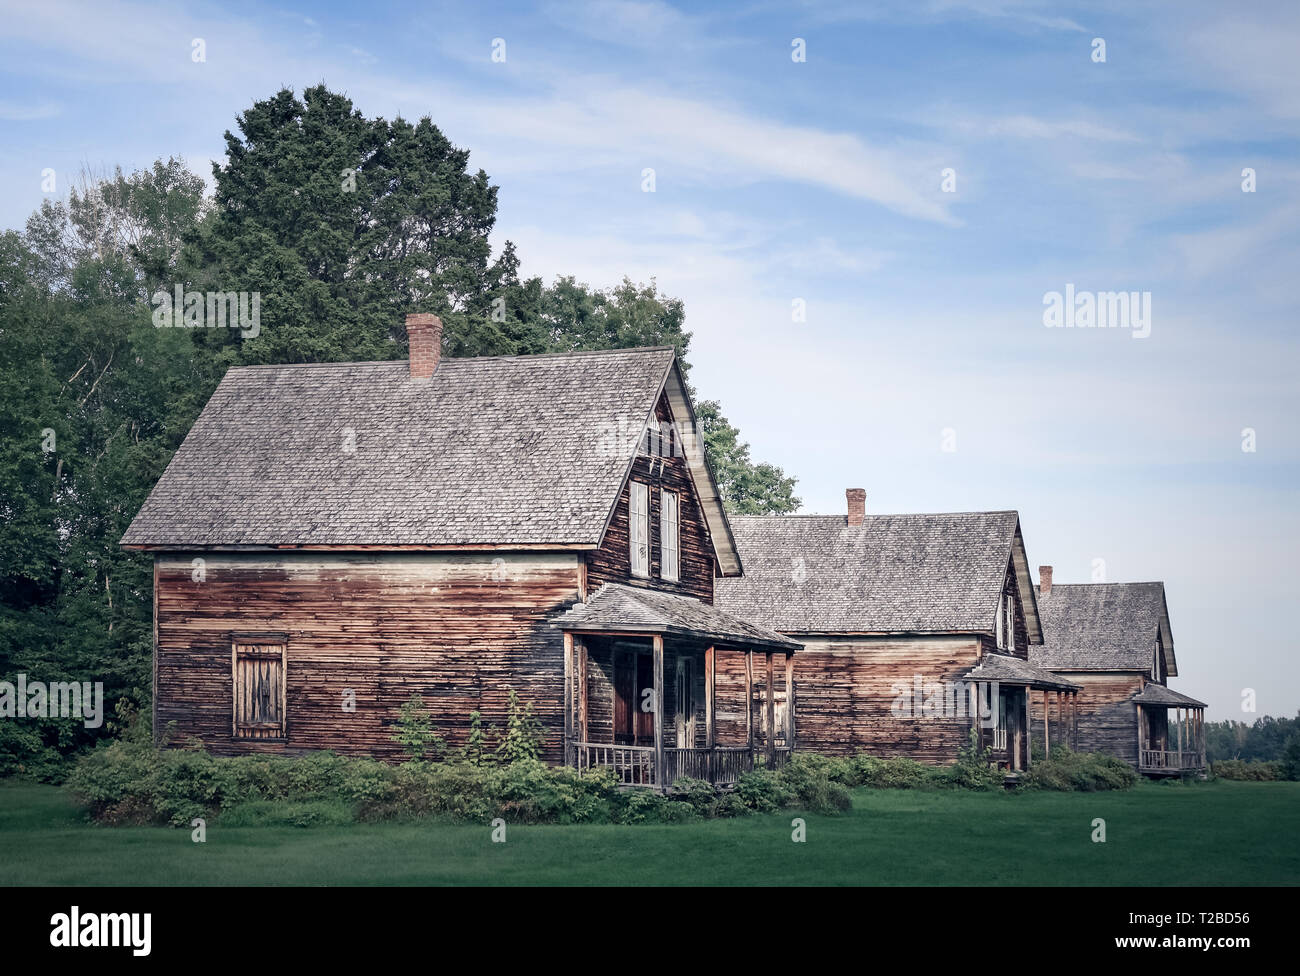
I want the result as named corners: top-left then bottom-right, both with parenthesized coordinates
top-left (660, 489), bottom-right (680, 582)
top-left (231, 637), bottom-right (287, 739)
top-left (629, 480), bottom-right (650, 578)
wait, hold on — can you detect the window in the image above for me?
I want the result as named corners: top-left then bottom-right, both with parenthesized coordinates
top-left (232, 640), bottom-right (286, 738)
top-left (629, 481), bottom-right (650, 577)
top-left (1006, 595), bottom-right (1015, 652)
top-left (660, 489), bottom-right (679, 581)
top-left (642, 420), bottom-right (675, 458)
top-left (996, 595), bottom-right (1005, 650)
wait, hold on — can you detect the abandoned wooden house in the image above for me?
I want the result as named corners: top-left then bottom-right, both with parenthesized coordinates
top-left (714, 493), bottom-right (1079, 771)
top-left (1029, 571), bottom-right (1206, 776)
top-left (121, 313), bottom-right (801, 789)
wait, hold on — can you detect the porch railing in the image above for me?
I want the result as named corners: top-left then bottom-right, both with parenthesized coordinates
top-left (574, 742), bottom-right (792, 788)
top-left (992, 727), bottom-right (1008, 750)
top-left (1139, 749), bottom-right (1204, 771)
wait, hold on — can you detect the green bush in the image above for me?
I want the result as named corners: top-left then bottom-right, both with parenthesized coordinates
top-left (390, 694), bottom-right (445, 761)
top-left (1211, 759), bottom-right (1281, 781)
top-left (854, 755), bottom-right (933, 789)
top-left (1017, 748), bottom-right (1138, 792)
top-left (734, 769), bottom-right (795, 812)
top-left (777, 755), bottom-right (853, 813)
top-left (941, 729), bottom-right (1002, 791)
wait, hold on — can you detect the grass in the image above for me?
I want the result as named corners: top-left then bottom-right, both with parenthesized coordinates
top-left (1, 778), bottom-right (1297, 885)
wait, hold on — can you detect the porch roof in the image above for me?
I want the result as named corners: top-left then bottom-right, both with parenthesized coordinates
top-left (1131, 684), bottom-right (1206, 709)
top-left (962, 653), bottom-right (1080, 692)
top-left (556, 583), bottom-right (803, 652)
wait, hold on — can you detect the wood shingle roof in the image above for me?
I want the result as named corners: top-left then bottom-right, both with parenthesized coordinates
top-left (715, 511), bottom-right (1039, 638)
top-left (555, 582), bottom-right (803, 651)
top-left (122, 347), bottom-right (689, 549)
top-left (1030, 582), bottom-right (1177, 676)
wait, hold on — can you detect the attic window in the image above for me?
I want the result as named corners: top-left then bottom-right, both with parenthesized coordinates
top-left (642, 420), bottom-right (674, 458)
top-left (629, 481), bottom-right (650, 578)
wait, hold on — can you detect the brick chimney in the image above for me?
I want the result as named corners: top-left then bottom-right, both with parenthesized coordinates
top-left (406, 313), bottom-right (442, 380)
top-left (846, 488), bottom-right (865, 526)
top-left (1039, 565), bottom-right (1053, 596)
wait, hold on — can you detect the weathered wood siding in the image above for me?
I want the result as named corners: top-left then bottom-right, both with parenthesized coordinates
top-left (718, 635), bottom-right (984, 762)
top-left (1035, 671), bottom-right (1144, 765)
top-left (155, 551), bottom-right (580, 761)
top-left (585, 392), bottom-right (716, 602)
top-left (709, 649), bottom-right (792, 749)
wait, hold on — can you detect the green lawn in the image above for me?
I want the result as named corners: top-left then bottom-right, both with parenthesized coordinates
top-left (1, 778), bottom-right (1296, 885)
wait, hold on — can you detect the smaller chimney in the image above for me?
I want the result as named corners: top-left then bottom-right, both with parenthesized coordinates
top-left (846, 488), bottom-right (865, 527)
top-left (1039, 565), bottom-right (1053, 596)
top-left (406, 313), bottom-right (443, 380)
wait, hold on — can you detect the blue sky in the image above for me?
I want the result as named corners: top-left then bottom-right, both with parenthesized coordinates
top-left (2, 0), bottom-right (1297, 719)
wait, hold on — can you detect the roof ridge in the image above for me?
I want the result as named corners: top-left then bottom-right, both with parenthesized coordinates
top-left (227, 346), bottom-right (676, 373)
top-left (1048, 581), bottom-right (1166, 588)
top-left (731, 509), bottom-right (1020, 520)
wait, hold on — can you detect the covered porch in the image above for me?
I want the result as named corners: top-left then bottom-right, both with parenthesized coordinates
top-left (1133, 684), bottom-right (1206, 775)
top-left (964, 653), bottom-right (1081, 772)
top-left (556, 583), bottom-right (803, 789)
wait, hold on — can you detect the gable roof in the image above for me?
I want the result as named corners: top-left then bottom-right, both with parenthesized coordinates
top-left (122, 347), bottom-right (739, 570)
top-left (555, 583), bottom-right (802, 651)
top-left (1030, 582), bottom-right (1176, 675)
top-left (714, 511), bottom-right (1041, 639)
top-left (1131, 683), bottom-right (1203, 708)
top-left (963, 653), bottom-right (1079, 692)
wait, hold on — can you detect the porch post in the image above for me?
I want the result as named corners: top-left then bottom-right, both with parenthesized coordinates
top-left (577, 637), bottom-right (588, 742)
top-left (745, 650), bottom-right (754, 752)
top-left (1072, 692), bottom-right (1078, 749)
top-left (1043, 690), bottom-right (1050, 759)
top-left (653, 634), bottom-right (664, 789)
top-left (563, 631), bottom-right (574, 768)
top-left (1136, 703), bottom-right (1143, 768)
top-left (765, 651), bottom-right (776, 764)
top-left (1023, 685), bottom-right (1032, 769)
top-left (704, 645), bottom-right (715, 750)
top-left (785, 652), bottom-right (795, 751)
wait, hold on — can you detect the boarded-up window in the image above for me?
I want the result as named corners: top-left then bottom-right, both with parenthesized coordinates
top-left (232, 641), bottom-right (286, 738)
top-left (629, 481), bottom-right (650, 577)
top-left (660, 490), bottom-right (679, 581)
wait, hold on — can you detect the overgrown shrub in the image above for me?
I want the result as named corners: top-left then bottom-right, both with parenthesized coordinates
top-left (494, 689), bottom-right (544, 764)
top-left (1017, 748), bottom-right (1138, 791)
top-left (942, 729), bottom-right (1002, 791)
top-left (1211, 759), bottom-right (1281, 781)
top-left (777, 755), bottom-right (853, 813)
top-left (852, 755), bottom-right (934, 789)
top-left (390, 694), bottom-right (445, 761)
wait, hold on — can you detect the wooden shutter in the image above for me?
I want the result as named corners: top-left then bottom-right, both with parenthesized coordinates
top-left (660, 490), bottom-right (679, 581)
top-left (629, 481), bottom-right (649, 577)
top-left (232, 641), bottom-right (286, 739)
top-left (995, 596), bottom-right (1004, 649)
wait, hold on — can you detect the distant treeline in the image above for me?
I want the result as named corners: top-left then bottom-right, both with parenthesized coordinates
top-left (1205, 714), bottom-right (1300, 763)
